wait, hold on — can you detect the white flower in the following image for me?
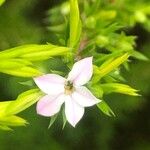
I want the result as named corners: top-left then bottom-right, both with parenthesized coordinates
top-left (34, 57), bottom-right (101, 127)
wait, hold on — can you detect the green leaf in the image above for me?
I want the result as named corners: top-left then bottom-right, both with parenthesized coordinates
top-left (0, 101), bottom-right (29, 130)
top-left (97, 101), bottom-right (115, 117)
top-left (132, 50), bottom-right (149, 61)
top-left (19, 80), bottom-right (34, 87)
top-left (50, 70), bottom-right (64, 76)
top-left (102, 75), bottom-right (117, 83)
top-left (0, 115), bottom-right (28, 127)
top-left (6, 89), bottom-right (43, 115)
top-left (21, 46), bottom-right (70, 61)
top-left (88, 84), bottom-right (103, 98)
top-left (0, 58), bottom-right (43, 77)
top-left (0, 101), bottom-right (12, 117)
top-left (69, 0), bottom-right (82, 48)
top-left (0, 125), bottom-right (12, 131)
top-left (95, 50), bottom-right (125, 64)
top-left (0, 66), bottom-right (43, 77)
top-left (0, 89), bottom-right (43, 131)
top-left (48, 114), bottom-right (58, 129)
top-left (0, 44), bottom-right (55, 59)
top-left (0, 59), bottom-right (32, 69)
top-left (0, 89), bottom-right (43, 118)
top-left (0, 44), bottom-right (69, 61)
top-left (62, 106), bottom-right (67, 129)
top-left (101, 83), bottom-right (139, 96)
top-left (0, 0), bottom-right (5, 6)
top-left (98, 53), bottom-right (130, 78)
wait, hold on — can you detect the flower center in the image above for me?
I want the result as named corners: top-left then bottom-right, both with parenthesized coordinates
top-left (64, 81), bottom-right (74, 95)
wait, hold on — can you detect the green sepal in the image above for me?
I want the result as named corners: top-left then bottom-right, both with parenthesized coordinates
top-left (97, 101), bottom-right (115, 117)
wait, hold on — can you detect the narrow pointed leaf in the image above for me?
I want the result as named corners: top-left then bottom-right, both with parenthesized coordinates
top-left (21, 46), bottom-right (70, 61)
top-left (0, 44), bottom-right (69, 61)
top-left (0, 66), bottom-right (43, 77)
top-left (88, 84), bottom-right (103, 98)
top-left (62, 106), bottom-right (67, 129)
top-left (19, 80), bottom-right (34, 87)
top-left (0, 115), bottom-right (28, 127)
top-left (0, 101), bottom-right (12, 117)
top-left (132, 50), bottom-right (149, 61)
top-left (101, 83), bottom-right (139, 96)
top-left (0, 0), bottom-right (5, 6)
top-left (97, 101), bottom-right (115, 117)
top-left (0, 44), bottom-right (56, 59)
top-left (69, 0), bottom-right (82, 48)
top-left (48, 114), bottom-right (58, 129)
top-left (6, 89), bottom-right (43, 115)
top-left (0, 59), bottom-right (32, 69)
top-left (98, 53), bottom-right (130, 78)
top-left (0, 125), bottom-right (12, 131)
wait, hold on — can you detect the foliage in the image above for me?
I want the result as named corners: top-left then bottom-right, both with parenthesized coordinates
top-left (0, 0), bottom-right (149, 130)
top-left (0, 0), bottom-right (5, 6)
top-left (0, 89), bottom-right (43, 130)
top-left (0, 44), bottom-right (70, 77)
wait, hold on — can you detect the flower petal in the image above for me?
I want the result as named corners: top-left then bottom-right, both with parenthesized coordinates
top-left (36, 94), bottom-right (64, 117)
top-left (65, 95), bottom-right (84, 127)
top-left (34, 74), bottom-right (65, 95)
top-left (67, 57), bottom-right (93, 86)
top-left (72, 86), bottom-right (101, 107)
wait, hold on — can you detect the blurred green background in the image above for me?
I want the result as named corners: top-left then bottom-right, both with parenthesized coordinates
top-left (0, 0), bottom-right (150, 150)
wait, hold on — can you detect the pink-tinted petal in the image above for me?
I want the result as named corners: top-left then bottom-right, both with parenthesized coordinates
top-left (65, 95), bottom-right (84, 127)
top-left (72, 86), bottom-right (101, 107)
top-left (36, 94), bottom-right (64, 117)
top-left (67, 57), bottom-right (93, 86)
top-left (34, 74), bottom-right (65, 95)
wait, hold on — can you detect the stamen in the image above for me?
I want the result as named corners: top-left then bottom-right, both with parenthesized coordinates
top-left (64, 81), bottom-right (74, 95)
